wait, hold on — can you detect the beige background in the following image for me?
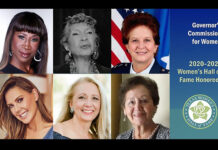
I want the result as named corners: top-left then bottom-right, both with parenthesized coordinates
top-left (0, 74), bottom-right (52, 139)
top-left (111, 74), bottom-right (170, 139)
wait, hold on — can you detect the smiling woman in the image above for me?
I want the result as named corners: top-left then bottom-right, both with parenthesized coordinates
top-left (0, 11), bottom-right (48, 74)
top-left (53, 76), bottom-right (110, 139)
top-left (0, 76), bottom-right (53, 139)
top-left (116, 75), bottom-right (169, 139)
top-left (112, 12), bottom-right (169, 74)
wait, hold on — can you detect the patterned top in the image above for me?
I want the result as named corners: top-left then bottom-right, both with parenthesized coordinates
top-left (116, 124), bottom-right (169, 139)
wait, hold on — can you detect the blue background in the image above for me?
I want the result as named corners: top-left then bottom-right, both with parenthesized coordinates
top-left (170, 9), bottom-right (218, 139)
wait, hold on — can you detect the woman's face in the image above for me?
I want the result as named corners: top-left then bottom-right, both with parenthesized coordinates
top-left (123, 85), bottom-right (157, 126)
top-left (65, 23), bottom-right (96, 57)
top-left (70, 81), bottom-right (101, 122)
top-left (11, 31), bottom-right (40, 64)
top-left (125, 25), bottom-right (158, 64)
top-left (5, 86), bottom-right (38, 124)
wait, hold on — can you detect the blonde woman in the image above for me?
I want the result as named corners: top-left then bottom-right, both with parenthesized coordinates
top-left (0, 76), bottom-right (53, 139)
top-left (53, 77), bottom-right (110, 139)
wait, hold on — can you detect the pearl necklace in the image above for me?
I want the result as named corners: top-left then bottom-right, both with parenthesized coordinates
top-left (132, 124), bottom-right (160, 139)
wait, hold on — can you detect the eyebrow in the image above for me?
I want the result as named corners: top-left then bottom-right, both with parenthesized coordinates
top-left (6, 95), bottom-right (23, 105)
top-left (71, 27), bottom-right (94, 32)
top-left (130, 36), bottom-right (152, 39)
top-left (127, 94), bottom-right (148, 99)
top-left (92, 94), bottom-right (100, 98)
top-left (78, 93), bottom-right (100, 97)
top-left (16, 32), bottom-right (40, 37)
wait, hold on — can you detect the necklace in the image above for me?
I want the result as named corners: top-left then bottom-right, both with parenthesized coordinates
top-left (132, 124), bottom-right (159, 139)
top-left (69, 59), bottom-right (99, 73)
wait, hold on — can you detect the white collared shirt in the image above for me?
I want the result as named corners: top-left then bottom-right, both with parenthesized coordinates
top-left (130, 58), bottom-right (155, 74)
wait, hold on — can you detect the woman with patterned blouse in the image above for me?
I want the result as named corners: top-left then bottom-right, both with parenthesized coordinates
top-left (116, 76), bottom-right (169, 139)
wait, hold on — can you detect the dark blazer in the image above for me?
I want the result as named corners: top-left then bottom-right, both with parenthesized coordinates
top-left (54, 63), bottom-right (111, 73)
top-left (111, 59), bottom-right (169, 74)
top-left (116, 124), bottom-right (169, 139)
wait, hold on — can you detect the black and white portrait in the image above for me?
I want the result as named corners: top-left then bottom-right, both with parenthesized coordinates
top-left (53, 9), bottom-right (111, 73)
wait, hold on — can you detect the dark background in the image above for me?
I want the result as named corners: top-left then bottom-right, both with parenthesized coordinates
top-left (53, 9), bottom-right (111, 70)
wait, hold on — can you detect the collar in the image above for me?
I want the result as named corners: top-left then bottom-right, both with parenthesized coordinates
top-left (130, 58), bottom-right (155, 74)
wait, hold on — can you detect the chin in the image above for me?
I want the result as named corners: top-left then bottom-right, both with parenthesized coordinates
top-left (82, 115), bottom-right (98, 122)
top-left (19, 58), bottom-right (33, 64)
top-left (133, 119), bottom-right (146, 126)
top-left (81, 117), bottom-right (95, 122)
top-left (17, 114), bottom-right (32, 124)
top-left (19, 118), bottom-right (31, 124)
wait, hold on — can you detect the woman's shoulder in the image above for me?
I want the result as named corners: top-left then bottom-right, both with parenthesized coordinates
top-left (150, 60), bottom-right (169, 74)
top-left (53, 123), bottom-right (71, 139)
top-left (53, 122), bottom-right (64, 133)
top-left (43, 126), bottom-right (53, 139)
top-left (0, 63), bottom-right (25, 73)
top-left (53, 131), bottom-right (70, 140)
top-left (156, 124), bottom-right (170, 139)
top-left (111, 63), bottom-right (131, 74)
top-left (116, 128), bottom-right (133, 139)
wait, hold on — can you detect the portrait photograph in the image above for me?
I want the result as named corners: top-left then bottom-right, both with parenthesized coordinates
top-left (53, 74), bottom-right (111, 139)
top-left (111, 9), bottom-right (170, 74)
top-left (0, 74), bottom-right (53, 139)
top-left (111, 74), bottom-right (169, 139)
top-left (0, 9), bottom-right (53, 74)
top-left (53, 9), bottom-right (111, 74)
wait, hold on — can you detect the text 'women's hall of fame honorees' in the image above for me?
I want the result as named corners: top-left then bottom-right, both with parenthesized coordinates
top-left (170, 9), bottom-right (218, 139)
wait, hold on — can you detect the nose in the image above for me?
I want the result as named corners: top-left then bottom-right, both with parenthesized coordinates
top-left (81, 34), bottom-right (88, 41)
top-left (84, 99), bottom-right (93, 107)
top-left (138, 40), bottom-right (145, 49)
top-left (24, 39), bottom-right (31, 50)
top-left (134, 100), bottom-right (142, 110)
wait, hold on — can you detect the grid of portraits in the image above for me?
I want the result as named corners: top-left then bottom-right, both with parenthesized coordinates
top-left (0, 9), bottom-right (170, 139)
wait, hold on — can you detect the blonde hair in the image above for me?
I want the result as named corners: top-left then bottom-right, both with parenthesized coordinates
top-left (57, 77), bottom-right (110, 139)
top-left (0, 76), bottom-right (52, 139)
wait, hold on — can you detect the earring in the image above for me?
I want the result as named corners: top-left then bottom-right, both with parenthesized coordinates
top-left (34, 50), bottom-right (42, 62)
top-left (70, 107), bottom-right (74, 114)
top-left (92, 51), bottom-right (98, 60)
top-left (9, 50), bottom-right (13, 56)
top-left (68, 51), bottom-right (72, 57)
top-left (123, 115), bottom-right (126, 122)
top-left (65, 52), bottom-right (73, 65)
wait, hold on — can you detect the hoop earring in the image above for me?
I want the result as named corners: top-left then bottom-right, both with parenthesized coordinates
top-left (34, 50), bottom-right (42, 62)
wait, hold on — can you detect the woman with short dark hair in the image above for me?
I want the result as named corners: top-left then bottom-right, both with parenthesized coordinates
top-left (112, 13), bottom-right (169, 74)
top-left (117, 76), bottom-right (169, 139)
